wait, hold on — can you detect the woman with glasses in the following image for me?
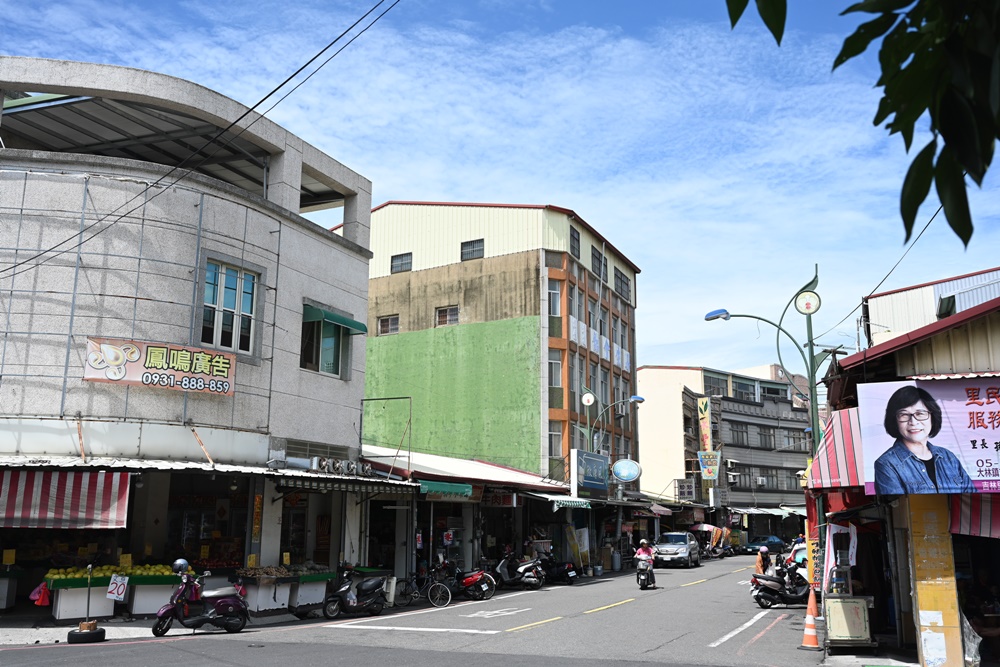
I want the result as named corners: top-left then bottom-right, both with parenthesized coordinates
top-left (873, 385), bottom-right (975, 494)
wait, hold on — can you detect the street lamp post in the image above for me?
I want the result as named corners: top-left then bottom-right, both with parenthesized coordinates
top-left (578, 391), bottom-right (645, 456)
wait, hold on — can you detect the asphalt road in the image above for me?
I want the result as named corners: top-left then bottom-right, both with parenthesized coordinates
top-left (0, 556), bottom-right (823, 667)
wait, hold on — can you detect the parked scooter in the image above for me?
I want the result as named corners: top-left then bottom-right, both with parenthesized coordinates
top-left (323, 563), bottom-right (388, 619)
top-left (441, 559), bottom-right (495, 600)
top-left (750, 561), bottom-right (812, 608)
top-left (536, 547), bottom-right (577, 585)
top-left (635, 554), bottom-right (655, 590)
top-left (152, 559), bottom-right (248, 636)
top-left (493, 545), bottom-right (543, 590)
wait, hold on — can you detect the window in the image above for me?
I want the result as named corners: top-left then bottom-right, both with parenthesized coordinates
top-left (548, 421), bottom-right (563, 457)
top-left (576, 287), bottom-right (586, 321)
top-left (590, 246), bottom-right (607, 281)
top-left (378, 315), bottom-right (399, 335)
top-left (589, 362), bottom-right (599, 396)
top-left (730, 422), bottom-right (749, 445)
top-left (758, 426), bottom-right (775, 449)
top-left (567, 284), bottom-right (575, 321)
top-left (733, 380), bottom-right (755, 401)
top-left (570, 226), bottom-right (580, 259)
top-left (784, 432), bottom-right (809, 452)
top-left (620, 324), bottom-right (629, 349)
top-left (599, 307), bottom-right (609, 337)
top-left (704, 375), bottom-right (727, 397)
top-left (390, 253), bottom-right (412, 274)
top-left (614, 267), bottom-right (631, 302)
top-left (548, 279), bottom-right (561, 316)
top-left (761, 385), bottom-right (787, 399)
top-left (300, 316), bottom-right (345, 376)
top-left (548, 349), bottom-right (562, 387)
top-left (461, 239), bottom-right (484, 261)
top-left (588, 298), bottom-right (598, 329)
top-left (612, 317), bottom-right (620, 346)
top-left (600, 368), bottom-right (609, 403)
top-left (436, 306), bottom-right (459, 326)
top-left (202, 261), bottom-right (257, 354)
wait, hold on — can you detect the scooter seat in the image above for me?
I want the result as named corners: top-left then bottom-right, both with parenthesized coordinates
top-left (356, 577), bottom-right (384, 595)
top-left (202, 586), bottom-right (239, 598)
top-left (753, 574), bottom-right (785, 585)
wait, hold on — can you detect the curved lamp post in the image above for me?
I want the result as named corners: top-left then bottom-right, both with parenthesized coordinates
top-left (578, 392), bottom-right (645, 454)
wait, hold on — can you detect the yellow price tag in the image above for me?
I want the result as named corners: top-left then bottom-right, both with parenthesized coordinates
top-left (77, 546), bottom-right (89, 557)
top-left (200, 545), bottom-right (211, 559)
top-left (87, 542), bottom-right (98, 554)
top-left (2, 549), bottom-right (14, 565)
top-left (247, 553), bottom-right (257, 567)
top-left (282, 552), bottom-right (290, 566)
top-left (144, 544), bottom-right (152, 557)
top-left (211, 531), bottom-right (222, 539)
top-left (119, 553), bottom-right (132, 569)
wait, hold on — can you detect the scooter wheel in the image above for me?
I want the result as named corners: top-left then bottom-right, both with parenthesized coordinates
top-left (322, 599), bottom-right (342, 619)
top-left (152, 616), bottom-right (172, 637)
top-left (482, 574), bottom-right (497, 599)
top-left (755, 595), bottom-right (774, 609)
top-left (368, 602), bottom-right (384, 616)
top-left (223, 613), bottom-right (247, 633)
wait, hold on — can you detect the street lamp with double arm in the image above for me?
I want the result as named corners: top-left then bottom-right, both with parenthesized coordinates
top-left (578, 391), bottom-right (645, 455)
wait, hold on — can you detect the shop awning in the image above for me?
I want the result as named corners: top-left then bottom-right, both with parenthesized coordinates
top-left (951, 493), bottom-right (1000, 539)
top-left (650, 504), bottom-right (673, 516)
top-left (0, 470), bottom-right (130, 529)
top-left (303, 304), bottom-right (367, 335)
top-left (419, 480), bottom-right (472, 498)
top-left (521, 492), bottom-right (591, 509)
top-left (808, 407), bottom-right (863, 490)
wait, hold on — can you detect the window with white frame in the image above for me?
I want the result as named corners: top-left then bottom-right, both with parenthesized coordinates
top-left (461, 239), bottom-right (484, 261)
top-left (548, 420), bottom-right (563, 457)
top-left (390, 252), bottom-right (412, 274)
top-left (378, 315), bottom-right (399, 335)
top-left (202, 261), bottom-right (257, 354)
top-left (436, 305), bottom-right (459, 326)
top-left (548, 279), bottom-right (561, 316)
top-left (548, 349), bottom-right (562, 388)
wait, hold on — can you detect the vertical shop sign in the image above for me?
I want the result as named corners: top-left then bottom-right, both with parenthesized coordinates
top-left (698, 397), bottom-right (712, 452)
top-left (251, 494), bottom-right (263, 544)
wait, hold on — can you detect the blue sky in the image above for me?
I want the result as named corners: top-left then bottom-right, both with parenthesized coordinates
top-left (6, 0), bottom-right (1000, 379)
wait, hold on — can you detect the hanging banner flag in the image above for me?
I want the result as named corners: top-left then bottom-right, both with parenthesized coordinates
top-left (698, 397), bottom-right (712, 452)
top-left (698, 450), bottom-right (720, 480)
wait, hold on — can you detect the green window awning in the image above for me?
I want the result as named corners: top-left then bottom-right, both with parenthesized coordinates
top-left (419, 480), bottom-right (473, 497)
top-left (303, 304), bottom-right (367, 335)
top-left (554, 498), bottom-right (590, 509)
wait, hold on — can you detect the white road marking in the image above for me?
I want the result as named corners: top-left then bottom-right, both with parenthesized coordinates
top-left (461, 608), bottom-right (530, 618)
top-left (328, 625), bottom-right (499, 634)
top-left (708, 611), bottom-right (769, 647)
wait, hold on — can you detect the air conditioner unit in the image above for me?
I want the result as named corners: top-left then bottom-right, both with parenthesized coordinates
top-left (345, 461), bottom-right (358, 475)
top-left (756, 476), bottom-right (767, 486)
top-left (332, 459), bottom-right (345, 474)
top-left (726, 472), bottom-right (738, 483)
top-left (360, 462), bottom-right (373, 477)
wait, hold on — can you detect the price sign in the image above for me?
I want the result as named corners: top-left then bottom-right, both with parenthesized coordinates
top-left (144, 543), bottom-right (153, 557)
top-left (2, 549), bottom-right (14, 565)
top-left (77, 546), bottom-right (89, 557)
top-left (106, 574), bottom-right (129, 601)
top-left (282, 552), bottom-right (290, 566)
top-left (247, 553), bottom-right (258, 567)
top-left (200, 545), bottom-right (211, 559)
top-left (119, 553), bottom-right (132, 569)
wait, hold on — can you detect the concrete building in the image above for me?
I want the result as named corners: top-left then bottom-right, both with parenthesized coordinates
top-left (636, 366), bottom-right (809, 538)
top-left (0, 58), bottom-right (412, 615)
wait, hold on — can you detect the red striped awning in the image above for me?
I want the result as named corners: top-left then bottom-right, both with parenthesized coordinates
top-left (808, 408), bottom-right (863, 489)
top-left (950, 493), bottom-right (1000, 538)
top-left (0, 470), bottom-right (130, 529)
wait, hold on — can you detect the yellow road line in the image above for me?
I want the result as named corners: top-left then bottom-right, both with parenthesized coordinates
top-left (584, 599), bottom-right (634, 614)
top-left (732, 567), bottom-right (751, 573)
top-left (506, 617), bottom-right (563, 632)
top-left (681, 579), bottom-right (707, 587)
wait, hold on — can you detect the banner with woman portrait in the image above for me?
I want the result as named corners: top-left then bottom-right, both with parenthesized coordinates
top-left (858, 379), bottom-right (998, 495)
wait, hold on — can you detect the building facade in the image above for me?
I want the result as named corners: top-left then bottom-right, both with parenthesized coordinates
top-left (0, 58), bottom-right (412, 614)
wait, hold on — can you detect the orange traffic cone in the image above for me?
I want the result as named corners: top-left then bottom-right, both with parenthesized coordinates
top-left (798, 587), bottom-right (822, 651)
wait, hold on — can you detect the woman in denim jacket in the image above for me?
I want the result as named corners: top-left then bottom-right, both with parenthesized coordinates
top-left (873, 385), bottom-right (975, 495)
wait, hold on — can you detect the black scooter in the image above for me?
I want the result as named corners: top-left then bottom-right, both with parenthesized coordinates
top-left (751, 562), bottom-right (812, 608)
top-left (536, 548), bottom-right (577, 584)
top-left (322, 563), bottom-right (387, 619)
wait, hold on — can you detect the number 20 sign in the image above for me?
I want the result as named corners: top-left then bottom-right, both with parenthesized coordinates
top-left (106, 574), bottom-right (129, 601)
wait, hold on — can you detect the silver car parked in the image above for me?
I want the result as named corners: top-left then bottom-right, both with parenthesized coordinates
top-left (653, 532), bottom-right (701, 568)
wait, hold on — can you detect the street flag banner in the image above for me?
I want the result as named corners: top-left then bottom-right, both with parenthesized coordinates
top-left (698, 450), bottom-right (720, 480)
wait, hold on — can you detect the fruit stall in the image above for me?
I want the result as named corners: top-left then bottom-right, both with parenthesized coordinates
top-left (237, 566), bottom-right (299, 616)
top-left (286, 564), bottom-right (338, 614)
top-left (44, 566), bottom-right (117, 620)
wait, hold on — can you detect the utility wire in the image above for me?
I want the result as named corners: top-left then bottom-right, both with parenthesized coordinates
top-left (0, 0), bottom-right (396, 281)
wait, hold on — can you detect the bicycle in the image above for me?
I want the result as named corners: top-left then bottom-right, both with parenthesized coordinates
top-left (393, 571), bottom-right (451, 608)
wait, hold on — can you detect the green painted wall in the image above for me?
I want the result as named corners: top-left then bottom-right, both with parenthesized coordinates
top-left (364, 317), bottom-right (542, 473)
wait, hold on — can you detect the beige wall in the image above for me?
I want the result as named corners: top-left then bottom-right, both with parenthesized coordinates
top-left (636, 367), bottom-right (705, 500)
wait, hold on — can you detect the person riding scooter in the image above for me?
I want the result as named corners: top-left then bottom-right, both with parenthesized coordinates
top-left (635, 539), bottom-right (656, 588)
top-left (754, 546), bottom-right (771, 575)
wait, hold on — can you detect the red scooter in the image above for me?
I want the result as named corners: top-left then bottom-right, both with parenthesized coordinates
top-left (152, 559), bottom-right (249, 636)
top-left (441, 560), bottom-right (495, 600)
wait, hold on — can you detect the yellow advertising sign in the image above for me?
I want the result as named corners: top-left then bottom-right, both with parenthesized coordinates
top-left (83, 337), bottom-right (236, 396)
top-left (282, 552), bottom-right (291, 566)
top-left (119, 553), bottom-right (132, 569)
top-left (2, 549), bottom-right (14, 565)
top-left (247, 553), bottom-right (258, 568)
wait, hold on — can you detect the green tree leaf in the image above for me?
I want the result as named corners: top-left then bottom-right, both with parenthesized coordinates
top-left (938, 88), bottom-right (984, 183)
top-left (843, 0), bottom-right (917, 15)
top-left (900, 140), bottom-right (937, 240)
top-left (726, 0), bottom-right (750, 28)
top-left (755, 0), bottom-right (786, 45)
top-left (934, 146), bottom-right (974, 246)
top-left (833, 14), bottom-right (899, 70)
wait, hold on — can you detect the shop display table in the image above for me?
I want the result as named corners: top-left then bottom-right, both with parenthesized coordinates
top-left (0, 570), bottom-right (20, 610)
top-left (242, 576), bottom-right (298, 616)
top-left (125, 575), bottom-right (181, 616)
top-left (289, 572), bottom-right (337, 613)
top-left (45, 576), bottom-right (115, 620)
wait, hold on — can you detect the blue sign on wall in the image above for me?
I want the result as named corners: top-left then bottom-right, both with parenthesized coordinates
top-left (571, 450), bottom-right (609, 499)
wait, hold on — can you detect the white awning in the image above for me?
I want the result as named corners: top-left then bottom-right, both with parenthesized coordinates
top-left (521, 491), bottom-right (590, 509)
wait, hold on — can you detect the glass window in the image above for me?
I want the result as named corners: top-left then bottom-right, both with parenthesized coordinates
top-left (704, 375), bottom-right (727, 397)
top-left (461, 239), bottom-right (484, 261)
top-left (202, 261), bottom-right (256, 354)
top-left (758, 426), bottom-right (775, 449)
top-left (548, 279), bottom-right (561, 316)
top-left (589, 362), bottom-right (599, 396)
top-left (300, 316), bottom-right (345, 376)
top-left (733, 380), bottom-right (755, 401)
top-left (612, 317), bottom-right (620, 346)
top-left (588, 298), bottom-right (598, 329)
top-left (548, 349), bottom-right (562, 387)
top-left (591, 246), bottom-right (603, 277)
top-left (577, 287), bottom-right (586, 322)
top-left (570, 226), bottom-right (580, 259)
top-left (436, 306), bottom-right (459, 326)
top-left (390, 253), bottom-right (412, 273)
top-left (600, 368), bottom-right (609, 403)
top-left (566, 282), bottom-right (575, 320)
top-left (548, 421), bottom-right (563, 457)
top-left (599, 307), bottom-right (608, 337)
top-left (730, 422), bottom-right (749, 446)
top-left (614, 267), bottom-right (631, 302)
top-left (378, 315), bottom-right (399, 335)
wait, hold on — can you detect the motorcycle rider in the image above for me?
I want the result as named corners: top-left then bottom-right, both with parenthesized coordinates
top-left (754, 545), bottom-right (771, 575)
top-left (635, 539), bottom-right (656, 587)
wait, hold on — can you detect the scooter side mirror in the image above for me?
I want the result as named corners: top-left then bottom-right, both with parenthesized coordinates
top-left (203, 570), bottom-right (212, 577)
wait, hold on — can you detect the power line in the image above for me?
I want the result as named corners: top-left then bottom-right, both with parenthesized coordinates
top-left (0, 0), bottom-right (398, 282)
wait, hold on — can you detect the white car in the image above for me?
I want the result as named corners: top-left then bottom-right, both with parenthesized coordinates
top-left (653, 532), bottom-right (701, 568)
